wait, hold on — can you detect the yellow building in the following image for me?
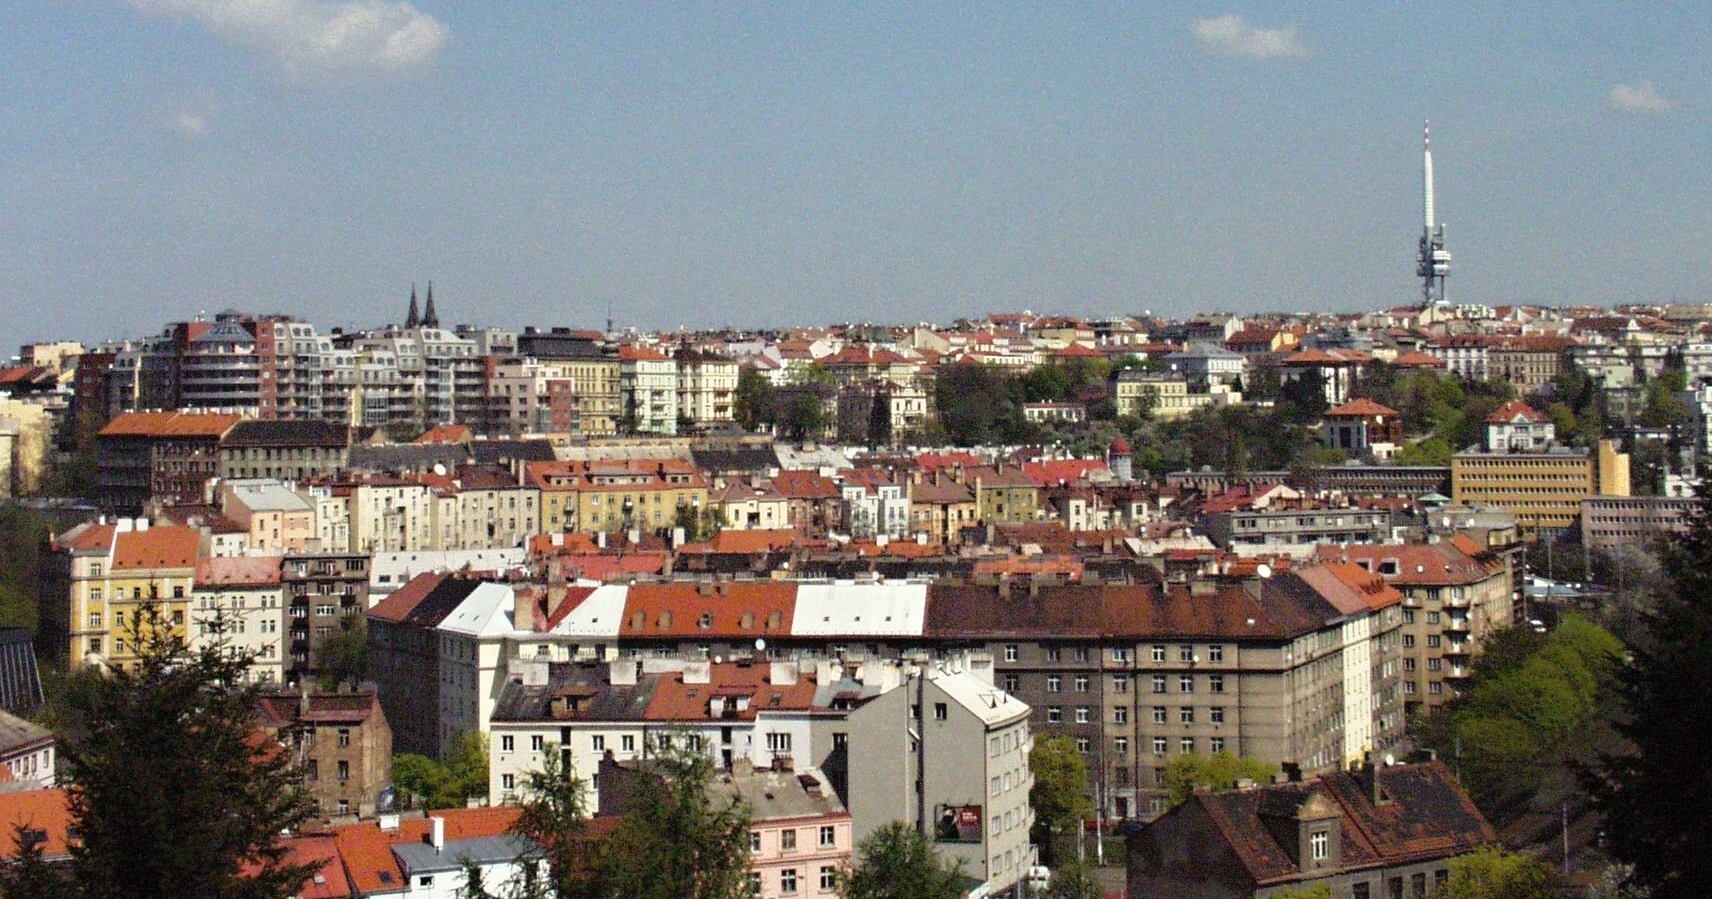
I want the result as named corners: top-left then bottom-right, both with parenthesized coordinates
top-left (1450, 439), bottom-right (1629, 535)
top-left (41, 520), bottom-right (200, 670)
top-left (526, 458), bottom-right (708, 535)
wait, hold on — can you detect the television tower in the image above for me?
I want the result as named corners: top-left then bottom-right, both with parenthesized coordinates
top-left (1416, 121), bottom-right (1451, 306)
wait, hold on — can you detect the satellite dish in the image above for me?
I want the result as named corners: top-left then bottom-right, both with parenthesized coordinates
top-left (755, 638), bottom-right (766, 652)
top-left (433, 463), bottom-right (447, 476)
top-left (1255, 563), bottom-right (1272, 579)
top-left (1384, 753), bottom-right (1396, 766)
top-left (713, 656), bottom-right (723, 664)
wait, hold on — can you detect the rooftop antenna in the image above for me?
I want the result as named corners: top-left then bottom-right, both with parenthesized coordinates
top-left (1416, 121), bottom-right (1452, 307)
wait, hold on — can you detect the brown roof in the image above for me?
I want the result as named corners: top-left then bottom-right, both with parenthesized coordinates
top-left (1324, 398), bottom-right (1400, 419)
top-left (1314, 542), bottom-right (1497, 587)
top-left (196, 555), bottom-right (283, 588)
top-left (770, 469), bottom-right (840, 499)
top-left (923, 579), bottom-right (1333, 642)
top-left (1176, 762), bottom-right (1494, 886)
top-left (643, 664), bottom-right (820, 722)
top-left (1485, 399), bottom-right (1547, 425)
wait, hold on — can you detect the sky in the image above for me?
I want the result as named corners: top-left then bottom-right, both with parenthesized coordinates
top-left (1, 2), bottom-right (1707, 346)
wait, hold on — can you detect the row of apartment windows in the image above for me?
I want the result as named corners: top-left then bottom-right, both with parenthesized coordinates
top-left (1000, 643), bottom-right (1227, 664)
top-left (749, 825), bottom-right (839, 853)
top-left (745, 866), bottom-right (837, 896)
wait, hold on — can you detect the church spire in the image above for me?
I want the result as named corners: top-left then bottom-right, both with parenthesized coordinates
top-left (405, 283), bottom-right (421, 329)
top-left (423, 281), bottom-right (440, 328)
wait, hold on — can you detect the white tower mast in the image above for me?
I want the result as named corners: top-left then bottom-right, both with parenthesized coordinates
top-left (1417, 121), bottom-right (1452, 306)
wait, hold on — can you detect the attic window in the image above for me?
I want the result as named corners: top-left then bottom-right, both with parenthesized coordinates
top-left (740, 612), bottom-right (755, 629)
top-left (658, 611), bottom-right (673, 629)
top-left (698, 612), bottom-right (713, 629)
top-left (631, 612), bottom-right (645, 631)
top-left (767, 611), bottom-right (783, 630)
top-left (1378, 559), bottom-right (1399, 575)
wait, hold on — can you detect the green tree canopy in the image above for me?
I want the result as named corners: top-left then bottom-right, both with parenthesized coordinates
top-left (1586, 491), bottom-right (1712, 898)
top-left (49, 603), bottom-right (318, 899)
top-left (1163, 752), bottom-right (1275, 809)
top-left (1437, 847), bottom-right (1560, 899)
top-left (1028, 735), bottom-right (1093, 864)
top-left (589, 738), bottom-right (752, 899)
top-left (836, 821), bottom-right (965, 899)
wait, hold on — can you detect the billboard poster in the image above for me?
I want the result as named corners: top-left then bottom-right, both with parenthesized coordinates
top-left (934, 803), bottom-right (984, 843)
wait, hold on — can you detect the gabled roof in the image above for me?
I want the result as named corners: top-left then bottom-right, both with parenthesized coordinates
top-left (1164, 762), bottom-right (1494, 886)
top-left (111, 525), bottom-right (200, 570)
top-left (1325, 398), bottom-right (1400, 418)
top-left (1485, 399), bottom-right (1548, 425)
top-left (196, 555), bottom-right (283, 588)
top-left (0, 788), bottom-right (72, 860)
top-left (222, 419), bottom-right (351, 448)
top-left (644, 663), bottom-right (820, 722)
top-left (618, 582), bottom-right (797, 638)
top-left (331, 807), bottom-right (526, 896)
top-left (770, 469), bottom-right (840, 499)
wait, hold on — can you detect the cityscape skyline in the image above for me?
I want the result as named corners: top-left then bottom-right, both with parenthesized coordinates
top-left (2, 2), bottom-right (1706, 345)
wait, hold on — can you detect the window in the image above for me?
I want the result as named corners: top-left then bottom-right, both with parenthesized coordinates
top-left (1428, 658), bottom-right (1443, 671)
top-left (1076, 736), bottom-right (1091, 752)
top-left (1046, 646), bottom-right (1061, 662)
top-left (88, 614), bottom-right (101, 629)
top-left (1151, 644), bottom-right (1166, 663)
top-left (1180, 707), bottom-right (1195, 725)
top-left (1113, 674), bottom-right (1129, 693)
top-left (1210, 736), bottom-right (1226, 753)
top-left (1427, 634), bottom-right (1442, 648)
top-left (1208, 644), bottom-right (1224, 663)
top-left (1074, 646), bottom-right (1090, 662)
top-left (1003, 674), bottom-right (1019, 692)
top-left (336, 760), bottom-right (349, 782)
top-left (592, 735), bottom-right (605, 752)
top-left (1047, 707), bottom-right (1062, 724)
top-left (933, 702), bottom-right (947, 721)
top-left (1411, 872), bottom-right (1426, 898)
top-left (1151, 675), bottom-right (1166, 694)
top-left (1404, 658), bottom-right (1417, 672)
top-left (1112, 648), bottom-right (1131, 663)
top-left (819, 825), bottom-right (836, 847)
top-left (1403, 634), bottom-right (1416, 648)
top-left (821, 866), bottom-right (837, 891)
top-left (531, 735), bottom-right (544, 751)
top-left (747, 872), bottom-right (762, 896)
top-left (750, 831), bottom-right (761, 853)
top-left (780, 868), bottom-right (798, 895)
top-left (1003, 644), bottom-right (1018, 661)
top-left (1114, 736), bottom-right (1128, 755)
top-left (1152, 737), bottom-right (1167, 755)
top-left (1208, 674), bottom-right (1225, 693)
top-left (1179, 645), bottom-right (1195, 663)
top-left (1311, 830), bottom-right (1329, 861)
top-left (337, 729), bottom-right (350, 748)
top-left (780, 828), bottom-right (797, 852)
top-left (1179, 675), bottom-right (1194, 693)
top-left (1113, 707), bottom-right (1128, 725)
top-left (1075, 707), bottom-right (1090, 724)
top-left (1180, 737), bottom-right (1195, 753)
top-left (501, 773), bottom-right (514, 791)
top-left (420, 876), bottom-right (434, 888)
top-left (621, 735), bottom-right (636, 752)
top-left (1429, 682), bottom-right (1443, 695)
top-left (1046, 675), bottom-right (1062, 693)
top-left (306, 760), bottom-right (317, 782)
top-left (1210, 706), bottom-right (1225, 724)
top-left (1074, 675), bottom-right (1089, 693)
top-left (1152, 706), bottom-right (1167, 725)
top-left (767, 732), bottom-right (794, 753)
top-left (1427, 611), bottom-right (1441, 624)
top-left (1353, 884), bottom-right (1371, 899)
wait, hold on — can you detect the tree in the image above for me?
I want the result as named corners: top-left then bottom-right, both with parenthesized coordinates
top-left (588, 738), bottom-right (752, 899)
top-left (1162, 752), bottom-right (1274, 809)
top-left (1039, 859), bottom-right (1101, 899)
top-left (935, 363), bottom-right (1030, 446)
top-left (314, 616), bottom-right (369, 691)
top-left (1585, 490), bottom-right (1712, 898)
top-left (53, 603), bottom-right (318, 899)
top-left (394, 731), bottom-right (490, 811)
top-left (733, 368), bottom-right (775, 431)
top-left (0, 822), bottom-right (74, 899)
top-left (510, 745), bottom-right (591, 899)
top-left (1436, 847), bottom-right (1559, 899)
top-left (835, 821), bottom-right (964, 899)
top-left (1027, 735), bottom-right (1092, 865)
top-left (1269, 885), bottom-right (1332, 899)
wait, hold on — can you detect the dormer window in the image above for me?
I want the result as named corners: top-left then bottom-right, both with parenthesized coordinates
top-left (1378, 559), bottom-right (1399, 576)
top-left (698, 612), bottom-right (714, 629)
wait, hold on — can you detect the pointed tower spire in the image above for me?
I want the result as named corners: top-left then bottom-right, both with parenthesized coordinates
top-left (423, 281), bottom-right (440, 328)
top-left (406, 283), bottom-right (421, 329)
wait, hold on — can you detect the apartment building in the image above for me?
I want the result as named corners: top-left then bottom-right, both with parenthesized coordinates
top-left (1451, 439), bottom-right (1628, 534)
top-left (192, 555), bottom-right (287, 683)
top-left (282, 552), bottom-right (370, 685)
top-left (1580, 495), bottom-right (1695, 551)
top-left (1320, 538), bottom-right (1512, 717)
top-left (218, 419), bottom-right (351, 482)
top-left (40, 519), bottom-right (199, 670)
top-left (619, 345), bottom-right (679, 435)
top-left (96, 410), bottom-right (241, 511)
top-left (256, 690), bottom-right (393, 819)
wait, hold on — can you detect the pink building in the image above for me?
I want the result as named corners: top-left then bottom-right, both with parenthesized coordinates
top-left (732, 765), bottom-right (853, 899)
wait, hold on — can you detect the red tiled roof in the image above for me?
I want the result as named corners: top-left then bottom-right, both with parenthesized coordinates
top-left (332, 807), bottom-right (524, 896)
top-left (413, 423), bottom-right (471, 445)
top-left (771, 470), bottom-right (839, 499)
top-left (619, 582), bottom-right (797, 638)
top-left (111, 525), bottom-right (200, 570)
top-left (643, 664), bottom-right (820, 722)
top-left (1325, 398), bottom-right (1401, 418)
top-left (196, 555), bottom-right (283, 587)
top-left (1485, 399), bottom-right (1547, 425)
top-left (98, 411), bottom-right (241, 439)
top-left (0, 788), bottom-right (72, 860)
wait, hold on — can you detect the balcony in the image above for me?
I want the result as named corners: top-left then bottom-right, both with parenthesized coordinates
top-left (1443, 592), bottom-right (1470, 608)
top-left (1445, 641), bottom-right (1470, 656)
top-left (1444, 615), bottom-right (1471, 633)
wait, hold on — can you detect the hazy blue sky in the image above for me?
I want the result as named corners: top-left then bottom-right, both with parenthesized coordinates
top-left (1, 2), bottom-right (1706, 345)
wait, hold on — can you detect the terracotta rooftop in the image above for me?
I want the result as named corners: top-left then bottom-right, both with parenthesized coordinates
top-left (98, 410), bottom-right (241, 439)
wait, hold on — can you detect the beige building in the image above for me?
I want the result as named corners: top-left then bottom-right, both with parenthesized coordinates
top-left (619, 345), bottom-right (679, 435)
top-left (40, 520), bottom-right (200, 671)
top-left (1450, 439), bottom-right (1628, 534)
top-left (675, 348), bottom-right (739, 427)
top-left (1320, 537), bottom-right (1513, 718)
top-left (218, 479), bottom-right (318, 554)
top-left (192, 555), bottom-right (287, 683)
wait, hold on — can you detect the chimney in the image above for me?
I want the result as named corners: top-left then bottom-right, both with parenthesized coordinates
top-left (769, 661), bottom-right (797, 686)
top-left (514, 590), bottom-right (535, 633)
top-left (774, 753), bottom-right (794, 773)
top-left (428, 816), bottom-right (445, 853)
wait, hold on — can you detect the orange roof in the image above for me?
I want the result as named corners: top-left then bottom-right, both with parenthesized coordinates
top-left (413, 423), bottom-right (471, 445)
top-left (98, 411), bottom-right (241, 439)
top-left (1486, 399), bottom-right (1548, 425)
top-left (0, 789), bottom-right (72, 860)
top-left (618, 345), bottom-right (672, 362)
top-left (679, 529), bottom-right (799, 555)
top-left (1051, 342), bottom-right (1105, 358)
top-left (644, 663), bottom-right (821, 722)
top-left (111, 525), bottom-right (200, 570)
top-left (1391, 350), bottom-right (1447, 368)
top-left (55, 521), bottom-right (116, 552)
top-left (1325, 398), bottom-right (1400, 418)
top-left (771, 469), bottom-right (839, 499)
top-left (332, 807), bottom-right (523, 896)
top-left (619, 582), bottom-right (797, 638)
top-left (1021, 459), bottom-right (1110, 487)
top-left (196, 555), bottom-right (283, 587)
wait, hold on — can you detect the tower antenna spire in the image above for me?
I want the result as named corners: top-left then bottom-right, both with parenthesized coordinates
top-left (1416, 120), bottom-right (1451, 307)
